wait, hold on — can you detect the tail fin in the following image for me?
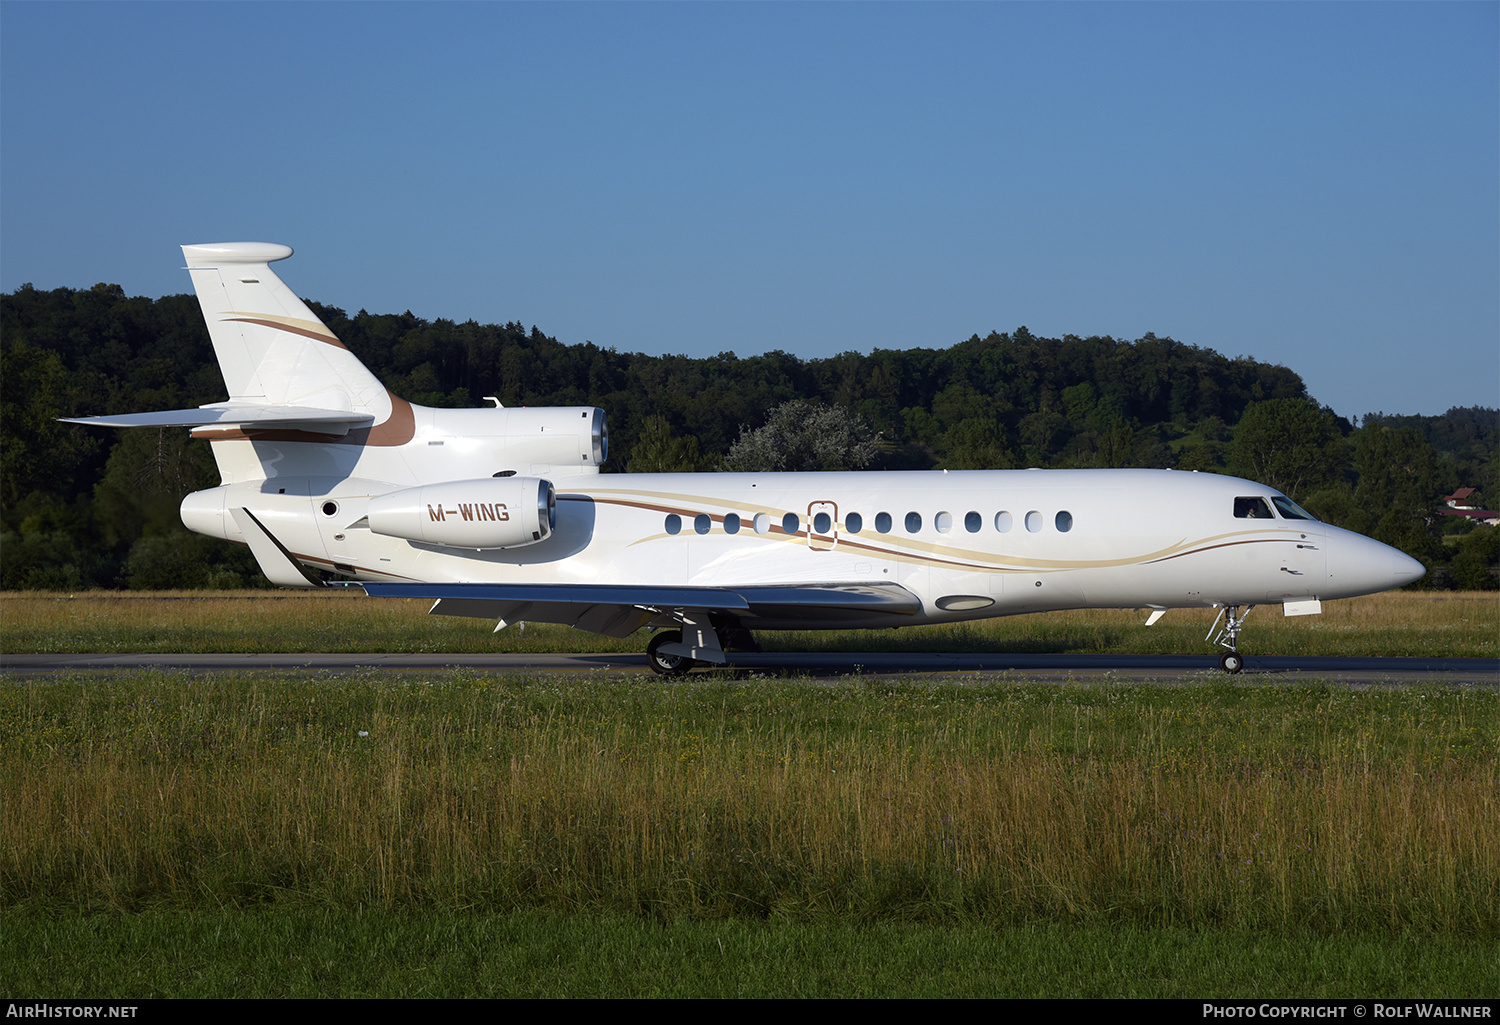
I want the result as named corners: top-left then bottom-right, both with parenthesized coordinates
top-left (181, 243), bottom-right (391, 421)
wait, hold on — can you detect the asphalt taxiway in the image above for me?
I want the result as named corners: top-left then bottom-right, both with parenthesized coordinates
top-left (3, 651), bottom-right (1495, 684)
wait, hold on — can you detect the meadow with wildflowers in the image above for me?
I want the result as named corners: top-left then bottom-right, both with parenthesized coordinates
top-left (0, 670), bottom-right (1495, 995)
top-left (3, 586), bottom-right (1496, 995)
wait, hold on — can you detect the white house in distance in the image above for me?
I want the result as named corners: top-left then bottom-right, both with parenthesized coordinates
top-left (1440, 488), bottom-right (1500, 527)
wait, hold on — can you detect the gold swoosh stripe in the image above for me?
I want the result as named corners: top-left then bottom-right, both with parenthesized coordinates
top-left (579, 494), bottom-right (1297, 574)
top-left (293, 551), bottom-right (420, 581)
top-left (221, 313), bottom-right (346, 348)
top-left (1145, 537), bottom-right (1307, 564)
top-left (192, 393), bottom-right (416, 448)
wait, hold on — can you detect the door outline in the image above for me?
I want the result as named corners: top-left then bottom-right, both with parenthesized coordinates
top-left (807, 501), bottom-right (838, 551)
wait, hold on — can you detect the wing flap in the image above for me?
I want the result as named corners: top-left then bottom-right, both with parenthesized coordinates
top-left (426, 597), bottom-right (657, 638)
top-left (361, 581), bottom-right (921, 636)
top-left (366, 582), bottom-right (751, 609)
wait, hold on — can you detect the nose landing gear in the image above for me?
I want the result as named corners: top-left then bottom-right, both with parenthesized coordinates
top-left (1218, 651), bottom-right (1245, 674)
top-left (1209, 605), bottom-right (1252, 674)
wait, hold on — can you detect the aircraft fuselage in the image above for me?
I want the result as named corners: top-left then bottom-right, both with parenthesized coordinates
top-left (181, 465), bottom-right (1419, 629)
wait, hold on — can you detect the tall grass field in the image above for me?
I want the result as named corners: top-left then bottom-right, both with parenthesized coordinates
top-left (2, 590), bottom-right (1495, 995)
top-left (2, 674), bottom-right (1494, 929)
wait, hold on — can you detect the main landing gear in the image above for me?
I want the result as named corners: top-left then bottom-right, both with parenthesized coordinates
top-left (646, 629), bottom-right (693, 677)
top-left (645, 620), bottom-right (761, 677)
top-left (1208, 605), bottom-right (1252, 674)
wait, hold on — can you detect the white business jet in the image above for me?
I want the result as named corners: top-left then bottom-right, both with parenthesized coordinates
top-left (65, 243), bottom-right (1425, 674)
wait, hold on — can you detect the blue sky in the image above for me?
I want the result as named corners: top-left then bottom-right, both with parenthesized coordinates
top-left (3, 1), bottom-right (1495, 421)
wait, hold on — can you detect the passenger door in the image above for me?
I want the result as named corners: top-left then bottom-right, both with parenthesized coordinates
top-left (807, 501), bottom-right (838, 551)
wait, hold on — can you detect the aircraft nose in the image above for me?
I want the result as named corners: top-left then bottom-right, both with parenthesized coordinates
top-left (1389, 547), bottom-right (1426, 588)
top-left (1326, 531), bottom-right (1425, 597)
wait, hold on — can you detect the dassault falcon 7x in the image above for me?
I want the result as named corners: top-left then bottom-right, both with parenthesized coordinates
top-left (66, 243), bottom-right (1426, 674)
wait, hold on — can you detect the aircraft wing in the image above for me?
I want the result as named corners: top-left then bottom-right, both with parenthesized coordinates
top-left (62, 404), bottom-right (375, 434)
top-left (359, 581), bottom-right (923, 637)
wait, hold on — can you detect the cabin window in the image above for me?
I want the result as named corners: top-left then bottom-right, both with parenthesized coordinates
top-left (935, 511), bottom-right (953, 533)
top-left (876, 512), bottom-right (893, 534)
top-left (1271, 496), bottom-right (1317, 521)
top-left (905, 512), bottom-right (923, 533)
top-left (846, 512), bottom-right (863, 533)
top-left (724, 513), bottom-right (741, 534)
top-left (813, 511), bottom-right (832, 534)
top-left (753, 513), bottom-right (770, 534)
top-left (694, 514), bottom-right (711, 535)
top-left (1025, 510), bottom-right (1042, 532)
top-left (665, 514), bottom-right (682, 535)
top-left (995, 511), bottom-right (1013, 532)
top-left (1055, 510), bottom-right (1073, 532)
top-left (965, 511), bottom-right (981, 533)
top-left (783, 512), bottom-right (800, 535)
top-left (1234, 497), bottom-right (1274, 519)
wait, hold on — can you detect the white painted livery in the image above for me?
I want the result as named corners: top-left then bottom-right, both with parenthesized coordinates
top-left (65, 243), bottom-right (1425, 673)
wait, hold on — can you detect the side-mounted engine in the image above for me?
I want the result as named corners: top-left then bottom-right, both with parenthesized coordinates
top-left (367, 477), bottom-right (556, 549)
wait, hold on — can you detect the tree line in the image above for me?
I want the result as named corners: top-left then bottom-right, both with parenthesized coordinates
top-left (3, 281), bottom-right (1495, 590)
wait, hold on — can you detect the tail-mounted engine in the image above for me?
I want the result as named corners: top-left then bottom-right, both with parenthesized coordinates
top-left (368, 477), bottom-right (556, 549)
top-left (428, 405), bottom-right (608, 475)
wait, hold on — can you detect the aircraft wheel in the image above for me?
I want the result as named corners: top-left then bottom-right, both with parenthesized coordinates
top-left (1219, 652), bottom-right (1245, 674)
top-left (647, 629), bottom-right (695, 677)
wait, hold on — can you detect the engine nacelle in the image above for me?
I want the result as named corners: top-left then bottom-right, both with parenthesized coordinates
top-left (367, 477), bottom-right (556, 549)
top-left (422, 405), bottom-right (609, 476)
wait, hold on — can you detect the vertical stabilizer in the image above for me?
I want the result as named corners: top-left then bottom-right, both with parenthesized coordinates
top-left (181, 243), bottom-right (391, 422)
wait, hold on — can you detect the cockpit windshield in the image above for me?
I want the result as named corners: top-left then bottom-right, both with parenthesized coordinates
top-left (1234, 495), bottom-right (1319, 521)
top-left (1271, 495), bottom-right (1317, 521)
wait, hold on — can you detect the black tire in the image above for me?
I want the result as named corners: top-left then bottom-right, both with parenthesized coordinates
top-left (1219, 651), bottom-right (1245, 674)
top-left (647, 629), bottom-right (694, 677)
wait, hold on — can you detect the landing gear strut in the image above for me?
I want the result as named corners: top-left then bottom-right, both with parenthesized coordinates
top-left (1208, 605), bottom-right (1252, 674)
top-left (644, 617), bottom-right (760, 677)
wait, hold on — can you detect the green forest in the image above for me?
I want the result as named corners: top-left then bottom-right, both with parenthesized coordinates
top-left (3, 281), bottom-right (1496, 590)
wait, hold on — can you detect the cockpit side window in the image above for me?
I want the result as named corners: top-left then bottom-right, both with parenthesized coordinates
top-left (1271, 496), bottom-right (1317, 521)
top-left (1234, 496), bottom-right (1274, 519)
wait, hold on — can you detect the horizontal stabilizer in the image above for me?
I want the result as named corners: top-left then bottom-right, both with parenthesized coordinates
top-left (63, 404), bottom-right (375, 434)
